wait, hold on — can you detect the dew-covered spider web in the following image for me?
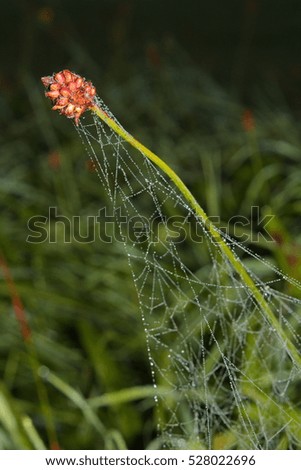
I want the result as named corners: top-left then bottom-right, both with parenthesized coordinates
top-left (76, 96), bottom-right (301, 450)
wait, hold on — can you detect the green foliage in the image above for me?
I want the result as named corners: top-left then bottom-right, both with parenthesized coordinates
top-left (1, 48), bottom-right (301, 449)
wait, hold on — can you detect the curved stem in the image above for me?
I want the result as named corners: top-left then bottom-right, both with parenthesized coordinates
top-left (91, 104), bottom-right (301, 369)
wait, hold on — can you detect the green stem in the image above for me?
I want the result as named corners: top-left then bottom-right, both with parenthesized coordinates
top-left (91, 105), bottom-right (301, 369)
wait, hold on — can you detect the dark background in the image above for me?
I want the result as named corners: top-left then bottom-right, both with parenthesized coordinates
top-left (1, 0), bottom-right (301, 118)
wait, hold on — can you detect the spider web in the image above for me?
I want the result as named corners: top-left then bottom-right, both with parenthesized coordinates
top-left (76, 97), bottom-right (301, 450)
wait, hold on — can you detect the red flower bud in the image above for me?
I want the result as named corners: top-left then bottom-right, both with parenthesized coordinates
top-left (41, 69), bottom-right (97, 125)
top-left (66, 103), bottom-right (75, 114)
top-left (54, 72), bottom-right (65, 84)
top-left (46, 90), bottom-right (60, 99)
top-left (41, 76), bottom-right (53, 87)
top-left (50, 83), bottom-right (60, 91)
top-left (68, 82), bottom-right (77, 92)
top-left (63, 70), bottom-right (72, 83)
top-left (60, 87), bottom-right (71, 97)
top-left (52, 97), bottom-right (68, 110)
top-left (75, 77), bottom-right (83, 88)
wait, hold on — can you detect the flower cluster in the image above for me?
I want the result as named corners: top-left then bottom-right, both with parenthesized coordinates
top-left (41, 70), bottom-right (96, 125)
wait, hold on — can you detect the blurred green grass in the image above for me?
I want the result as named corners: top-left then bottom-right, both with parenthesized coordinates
top-left (1, 44), bottom-right (301, 449)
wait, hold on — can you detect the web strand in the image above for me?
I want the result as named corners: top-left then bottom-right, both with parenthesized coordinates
top-left (75, 101), bottom-right (301, 450)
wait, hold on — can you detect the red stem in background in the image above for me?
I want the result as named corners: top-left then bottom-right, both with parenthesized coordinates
top-left (0, 254), bottom-right (31, 342)
top-left (0, 253), bottom-right (60, 449)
